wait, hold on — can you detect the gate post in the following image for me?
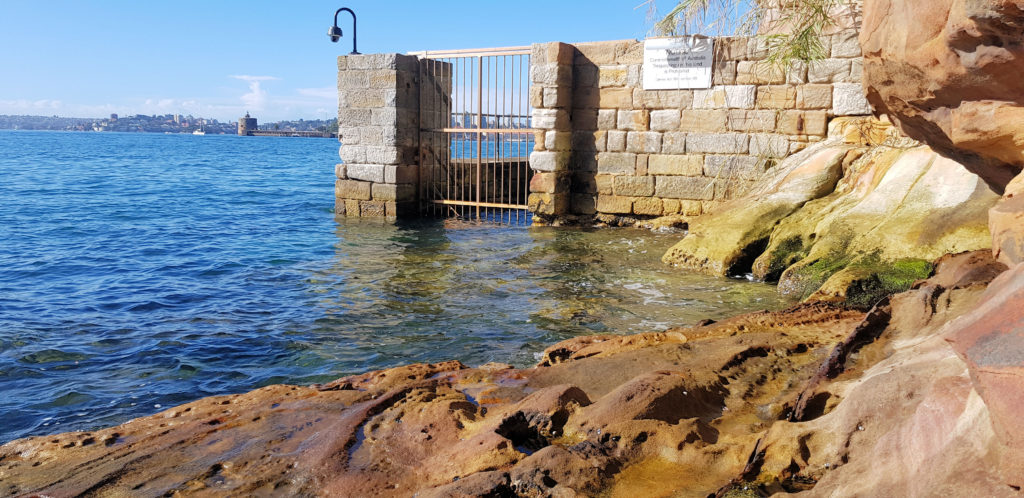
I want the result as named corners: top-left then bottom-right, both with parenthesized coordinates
top-left (528, 42), bottom-right (575, 224)
top-left (335, 54), bottom-right (420, 218)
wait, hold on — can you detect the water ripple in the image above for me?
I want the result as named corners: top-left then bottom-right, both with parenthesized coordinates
top-left (0, 130), bottom-right (794, 444)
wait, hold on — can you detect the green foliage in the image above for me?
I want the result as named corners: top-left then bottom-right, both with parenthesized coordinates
top-left (648, 0), bottom-right (854, 66)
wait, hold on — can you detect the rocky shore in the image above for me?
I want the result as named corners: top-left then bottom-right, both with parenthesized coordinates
top-left (4, 0), bottom-right (1024, 496)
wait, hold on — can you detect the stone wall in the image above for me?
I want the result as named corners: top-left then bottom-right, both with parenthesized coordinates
top-left (334, 54), bottom-right (420, 218)
top-left (529, 30), bottom-right (871, 224)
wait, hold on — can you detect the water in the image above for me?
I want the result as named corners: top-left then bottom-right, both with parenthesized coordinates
top-left (0, 130), bottom-right (793, 444)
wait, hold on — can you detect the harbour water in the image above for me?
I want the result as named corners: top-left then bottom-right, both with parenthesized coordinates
top-left (0, 131), bottom-right (794, 443)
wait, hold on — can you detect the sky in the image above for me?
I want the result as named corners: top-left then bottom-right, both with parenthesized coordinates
top-left (0, 1), bottom-right (668, 122)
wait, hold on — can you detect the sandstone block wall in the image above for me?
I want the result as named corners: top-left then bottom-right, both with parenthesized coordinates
top-left (335, 54), bottom-right (420, 218)
top-left (530, 30), bottom-right (870, 223)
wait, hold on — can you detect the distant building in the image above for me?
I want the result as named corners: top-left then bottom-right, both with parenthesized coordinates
top-left (238, 112), bottom-right (257, 136)
top-left (110, 113), bottom-right (118, 121)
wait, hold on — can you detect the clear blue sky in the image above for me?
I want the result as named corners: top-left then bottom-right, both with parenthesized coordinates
top-left (0, 1), bottom-right (664, 122)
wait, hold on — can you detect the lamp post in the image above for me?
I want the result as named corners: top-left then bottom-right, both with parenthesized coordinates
top-left (328, 7), bottom-right (360, 55)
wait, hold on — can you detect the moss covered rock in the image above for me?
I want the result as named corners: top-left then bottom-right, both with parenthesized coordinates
top-left (664, 118), bottom-right (999, 306)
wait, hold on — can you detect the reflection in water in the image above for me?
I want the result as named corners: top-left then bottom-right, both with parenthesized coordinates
top-left (308, 219), bottom-right (794, 370)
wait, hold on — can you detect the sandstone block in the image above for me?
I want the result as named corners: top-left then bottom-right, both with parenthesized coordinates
top-left (545, 131), bottom-right (572, 151)
top-left (347, 163), bottom-right (386, 183)
top-left (528, 192), bottom-right (569, 215)
top-left (650, 110), bottom-right (681, 131)
top-left (570, 153), bottom-right (599, 172)
top-left (718, 37), bottom-right (748, 60)
top-left (384, 165), bottom-right (418, 184)
top-left (712, 60), bottom-right (739, 85)
top-left (530, 172), bottom-right (561, 194)
top-left (636, 154), bottom-right (649, 176)
top-left (756, 86), bottom-right (797, 109)
top-left (728, 110), bottom-right (778, 132)
top-left (345, 198), bottom-right (361, 216)
top-left (597, 152), bottom-right (637, 175)
top-left (797, 84), bottom-right (833, 109)
top-left (808, 59), bottom-right (852, 83)
top-left (335, 163), bottom-right (347, 179)
top-left (749, 134), bottom-right (790, 158)
top-left (831, 31), bottom-right (861, 58)
top-left (339, 109), bottom-right (372, 127)
top-left (347, 89), bottom-right (388, 108)
top-left (634, 89), bottom-right (693, 109)
top-left (368, 108), bottom-right (397, 126)
top-left (693, 88), bottom-right (726, 109)
top-left (595, 174), bottom-right (615, 194)
top-left (338, 71), bottom-right (369, 89)
top-left (626, 131), bottom-right (662, 153)
top-left (655, 176), bottom-right (716, 200)
top-left (367, 70), bottom-right (398, 89)
top-left (530, 151), bottom-right (569, 172)
top-left (571, 171), bottom-right (598, 194)
top-left (599, 87), bottom-right (634, 109)
top-left (366, 146), bottom-right (404, 165)
top-left (596, 194), bottom-right (633, 214)
top-left (648, 154), bottom-right (704, 176)
top-left (613, 175), bottom-right (655, 197)
top-left (335, 179), bottom-right (373, 201)
top-left (597, 109), bottom-right (617, 130)
top-left (574, 64), bottom-right (599, 87)
top-left (542, 86), bottom-right (571, 108)
top-left (571, 193), bottom-right (597, 214)
top-left (736, 61), bottom-right (786, 84)
top-left (632, 197), bottom-right (664, 216)
top-left (572, 130), bottom-right (603, 153)
top-left (686, 133), bottom-right (750, 154)
top-left (531, 63), bottom-right (572, 86)
top-left (724, 85), bottom-right (757, 109)
top-left (849, 58), bottom-right (863, 82)
top-left (833, 83), bottom-right (872, 115)
top-left (599, 65), bottom-right (629, 87)
top-left (661, 132), bottom-right (687, 154)
top-left (339, 145), bottom-right (367, 163)
top-left (787, 60), bottom-right (808, 84)
top-left (606, 130), bottom-right (627, 152)
top-left (617, 110), bottom-right (650, 131)
top-left (533, 109), bottom-right (570, 130)
top-left (529, 85), bottom-right (544, 108)
top-left (703, 155), bottom-right (768, 180)
top-left (371, 183), bottom-right (415, 202)
top-left (680, 110), bottom-right (729, 133)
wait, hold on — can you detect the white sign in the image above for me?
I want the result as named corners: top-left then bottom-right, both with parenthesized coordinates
top-left (642, 37), bottom-right (714, 90)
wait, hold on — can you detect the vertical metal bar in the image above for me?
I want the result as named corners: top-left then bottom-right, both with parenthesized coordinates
top-left (475, 55), bottom-right (483, 221)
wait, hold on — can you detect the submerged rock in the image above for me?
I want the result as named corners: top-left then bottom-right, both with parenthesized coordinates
top-left (664, 118), bottom-right (998, 306)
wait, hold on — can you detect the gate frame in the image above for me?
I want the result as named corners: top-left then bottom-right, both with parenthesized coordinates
top-left (412, 46), bottom-right (535, 223)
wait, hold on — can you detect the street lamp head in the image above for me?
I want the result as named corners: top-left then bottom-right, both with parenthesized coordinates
top-left (329, 7), bottom-right (360, 54)
top-left (328, 25), bottom-right (342, 43)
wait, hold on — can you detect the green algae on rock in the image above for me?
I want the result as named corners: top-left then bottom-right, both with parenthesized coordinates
top-left (664, 118), bottom-right (999, 304)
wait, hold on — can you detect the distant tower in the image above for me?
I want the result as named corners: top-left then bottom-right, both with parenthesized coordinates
top-left (238, 112), bottom-right (258, 136)
top-left (110, 113), bottom-right (118, 121)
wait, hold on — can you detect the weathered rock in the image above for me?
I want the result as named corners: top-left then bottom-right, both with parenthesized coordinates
top-left (860, 0), bottom-right (1024, 193)
top-left (944, 261), bottom-right (1024, 489)
top-left (4, 252), bottom-right (1021, 495)
top-left (765, 144), bottom-right (998, 305)
top-left (664, 118), bottom-right (997, 304)
top-left (662, 141), bottom-right (851, 275)
top-left (990, 171), bottom-right (1024, 266)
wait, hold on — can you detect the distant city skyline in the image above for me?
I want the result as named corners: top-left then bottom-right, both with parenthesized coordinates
top-left (0, 1), bottom-right (658, 122)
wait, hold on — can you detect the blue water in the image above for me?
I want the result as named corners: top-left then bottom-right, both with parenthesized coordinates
top-left (0, 130), bottom-right (792, 443)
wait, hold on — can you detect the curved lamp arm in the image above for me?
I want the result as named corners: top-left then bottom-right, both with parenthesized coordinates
top-left (329, 7), bottom-right (359, 55)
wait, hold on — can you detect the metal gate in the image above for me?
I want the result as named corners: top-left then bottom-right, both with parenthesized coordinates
top-left (416, 47), bottom-right (534, 224)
